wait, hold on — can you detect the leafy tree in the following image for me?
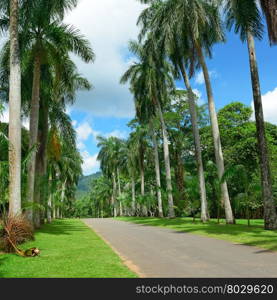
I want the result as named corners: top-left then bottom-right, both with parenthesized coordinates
top-left (223, 165), bottom-right (262, 226)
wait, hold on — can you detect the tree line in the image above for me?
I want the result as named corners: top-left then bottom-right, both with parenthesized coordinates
top-left (0, 0), bottom-right (93, 228)
top-left (93, 0), bottom-right (277, 230)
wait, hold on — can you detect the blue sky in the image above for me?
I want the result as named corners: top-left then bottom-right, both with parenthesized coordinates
top-left (63, 0), bottom-right (277, 176)
top-left (1, 0), bottom-right (276, 176)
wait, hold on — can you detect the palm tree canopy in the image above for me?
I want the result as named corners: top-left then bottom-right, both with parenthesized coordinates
top-left (224, 0), bottom-right (264, 41)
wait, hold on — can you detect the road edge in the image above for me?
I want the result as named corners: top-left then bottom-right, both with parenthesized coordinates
top-left (82, 219), bottom-right (146, 278)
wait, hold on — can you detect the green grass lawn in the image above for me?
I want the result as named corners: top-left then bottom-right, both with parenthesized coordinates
top-left (117, 217), bottom-right (277, 252)
top-left (0, 219), bottom-right (137, 278)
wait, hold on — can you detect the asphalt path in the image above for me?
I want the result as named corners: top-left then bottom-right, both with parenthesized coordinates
top-left (83, 218), bottom-right (277, 278)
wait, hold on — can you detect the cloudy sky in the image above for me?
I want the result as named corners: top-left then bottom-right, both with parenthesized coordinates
top-left (1, 0), bottom-right (277, 175)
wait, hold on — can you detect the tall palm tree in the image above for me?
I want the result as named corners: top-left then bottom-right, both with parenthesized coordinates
top-left (126, 135), bottom-right (139, 216)
top-left (8, 0), bottom-right (21, 217)
top-left (139, 0), bottom-right (234, 224)
top-left (224, 0), bottom-right (277, 229)
top-left (97, 136), bottom-right (125, 217)
top-left (128, 125), bottom-right (148, 216)
top-left (32, 56), bottom-right (91, 227)
top-left (150, 120), bottom-right (164, 217)
top-left (21, 2), bottom-right (94, 222)
top-left (138, 0), bottom-right (209, 222)
top-left (121, 40), bottom-right (176, 218)
top-left (46, 116), bottom-right (82, 222)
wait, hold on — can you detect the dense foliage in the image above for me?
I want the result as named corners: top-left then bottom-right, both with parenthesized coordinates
top-left (0, 0), bottom-right (93, 232)
top-left (90, 101), bottom-right (277, 223)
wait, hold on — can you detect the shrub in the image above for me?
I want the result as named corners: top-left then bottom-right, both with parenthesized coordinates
top-left (0, 214), bottom-right (34, 253)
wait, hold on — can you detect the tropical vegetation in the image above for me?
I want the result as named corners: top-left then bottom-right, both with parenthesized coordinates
top-left (0, 0), bottom-right (277, 267)
top-left (91, 0), bottom-right (277, 230)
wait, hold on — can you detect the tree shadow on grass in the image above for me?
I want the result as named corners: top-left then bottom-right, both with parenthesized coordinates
top-left (35, 219), bottom-right (89, 236)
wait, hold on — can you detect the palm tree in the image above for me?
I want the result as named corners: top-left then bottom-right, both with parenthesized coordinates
top-left (139, 0), bottom-right (234, 224)
top-left (97, 136), bottom-right (125, 217)
top-left (46, 111), bottom-right (82, 222)
top-left (224, 0), bottom-right (277, 229)
top-left (21, 2), bottom-right (94, 222)
top-left (138, 1), bottom-right (209, 221)
top-left (128, 125), bottom-right (148, 216)
top-left (90, 176), bottom-right (113, 218)
top-left (150, 121), bottom-right (164, 217)
top-left (126, 136), bottom-right (139, 216)
top-left (121, 40), bottom-right (176, 218)
top-left (32, 56), bottom-right (91, 227)
top-left (6, 0), bottom-right (22, 217)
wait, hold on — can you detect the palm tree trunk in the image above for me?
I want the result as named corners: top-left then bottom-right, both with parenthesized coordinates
top-left (53, 204), bottom-right (56, 219)
top-left (117, 167), bottom-right (123, 216)
top-left (246, 32), bottom-right (277, 230)
top-left (26, 54), bottom-right (41, 223)
top-left (112, 172), bottom-right (117, 217)
top-left (156, 100), bottom-right (175, 218)
top-left (60, 179), bottom-right (66, 219)
top-left (8, 0), bottom-right (21, 217)
top-left (33, 98), bottom-right (49, 228)
top-left (131, 176), bottom-right (136, 216)
top-left (47, 194), bottom-right (52, 223)
top-left (56, 206), bottom-right (60, 219)
top-left (173, 146), bottom-right (185, 213)
top-left (151, 128), bottom-right (164, 218)
top-left (260, 0), bottom-right (277, 45)
top-left (47, 173), bottom-right (52, 223)
top-left (140, 155), bottom-right (145, 196)
top-left (196, 44), bottom-right (234, 224)
top-left (180, 63), bottom-right (209, 222)
top-left (33, 156), bottom-right (42, 228)
top-left (139, 148), bottom-right (147, 216)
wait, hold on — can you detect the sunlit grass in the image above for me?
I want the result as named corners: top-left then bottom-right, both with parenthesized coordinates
top-left (117, 217), bottom-right (277, 252)
top-left (0, 219), bottom-right (137, 278)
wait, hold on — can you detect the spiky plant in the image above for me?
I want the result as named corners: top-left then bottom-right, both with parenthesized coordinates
top-left (0, 214), bottom-right (34, 253)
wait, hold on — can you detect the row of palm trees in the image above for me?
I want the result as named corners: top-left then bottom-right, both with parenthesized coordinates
top-left (94, 99), bottom-right (268, 221)
top-left (96, 0), bottom-right (277, 229)
top-left (0, 0), bottom-right (93, 227)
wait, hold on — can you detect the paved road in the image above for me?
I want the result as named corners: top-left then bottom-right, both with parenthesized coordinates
top-left (83, 218), bottom-right (277, 278)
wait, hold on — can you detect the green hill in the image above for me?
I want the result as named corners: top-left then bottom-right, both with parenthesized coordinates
top-left (76, 172), bottom-right (102, 198)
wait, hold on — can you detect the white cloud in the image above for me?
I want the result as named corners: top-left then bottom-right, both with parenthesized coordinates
top-left (105, 129), bottom-right (128, 139)
top-left (195, 71), bottom-right (205, 85)
top-left (74, 120), bottom-right (128, 147)
top-left (81, 151), bottom-right (100, 175)
top-left (65, 0), bottom-right (146, 118)
top-left (192, 88), bottom-right (206, 105)
top-left (195, 70), bottom-right (218, 85)
top-left (251, 87), bottom-right (277, 125)
top-left (77, 141), bottom-right (86, 150)
top-left (0, 107), bottom-right (9, 123)
top-left (75, 122), bottom-right (96, 141)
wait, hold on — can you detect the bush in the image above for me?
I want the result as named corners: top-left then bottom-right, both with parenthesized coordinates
top-left (0, 214), bottom-right (34, 253)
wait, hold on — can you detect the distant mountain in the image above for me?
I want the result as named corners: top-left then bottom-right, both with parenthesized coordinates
top-left (76, 172), bottom-right (102, 198)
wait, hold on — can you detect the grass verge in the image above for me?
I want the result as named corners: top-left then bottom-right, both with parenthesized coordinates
top-left (0, 219), bottom-right (137, 278)
top-left (117, 217), bottom-right (277, 252)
